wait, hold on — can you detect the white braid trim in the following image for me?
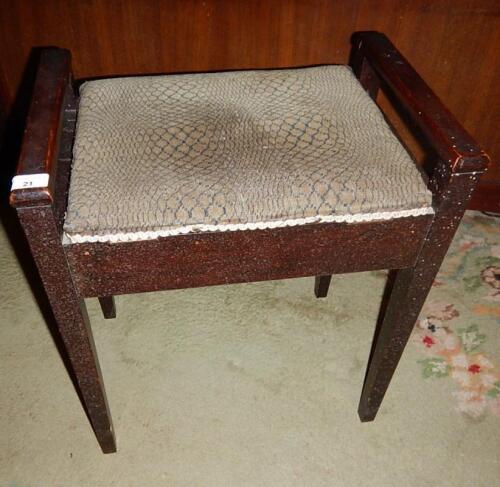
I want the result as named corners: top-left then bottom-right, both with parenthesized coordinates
top-left (63, 206), bottom-right (434, 244)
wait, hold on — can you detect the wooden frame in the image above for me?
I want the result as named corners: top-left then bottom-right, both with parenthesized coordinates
top-left (10, 32), bottom-right (489, 453)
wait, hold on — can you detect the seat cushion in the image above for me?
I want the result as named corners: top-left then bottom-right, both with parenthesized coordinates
top-left (63, 65), bottom-right (433, 243)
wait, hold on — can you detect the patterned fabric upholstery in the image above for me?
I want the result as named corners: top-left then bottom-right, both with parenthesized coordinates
top-left (63, 66), bottom-right (433, 243)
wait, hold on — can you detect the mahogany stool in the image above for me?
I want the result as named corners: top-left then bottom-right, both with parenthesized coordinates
top-left (10, 32), bottom-right (489, 453)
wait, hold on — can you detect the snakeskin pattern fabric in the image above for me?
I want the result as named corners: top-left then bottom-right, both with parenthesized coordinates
top-left (63, 66), bottom-right (433, 243)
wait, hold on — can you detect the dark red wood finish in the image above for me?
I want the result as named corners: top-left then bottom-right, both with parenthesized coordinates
top-left (351, 32), bottom-right (489, 418)
top-left (98, 296), bottom-right (116, 319)
top-left (352, 32), bottom-right (490, 174)
top-left (10, 50), bottom-right (116, 453)
top-left (66, 216), bottom-right (432, 299)
top-left (10, 32), bottom-right (489, 453)
top-left (358, 164), bottom-right (481, 419)
top-left (9, 48), bottom-right (71, 208)
top-left (313, 31), bottom-right (382, 300)
top-left (16, 204), bottom-right (116, 453)
top-left (2, 1), bottom-right (498, 212)
top-left (314, 275), bottom-right (332, 299)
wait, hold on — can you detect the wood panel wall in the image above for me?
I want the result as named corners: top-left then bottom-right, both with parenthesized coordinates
top-left (0, 0), bottom-right (499, 209)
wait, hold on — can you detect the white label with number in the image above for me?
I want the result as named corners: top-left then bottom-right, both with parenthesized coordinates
top-left (11, 173), bottom-right (50, 191)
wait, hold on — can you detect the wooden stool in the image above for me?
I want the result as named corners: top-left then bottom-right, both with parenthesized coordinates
top-left (10, 32), bottom-right (489, 453)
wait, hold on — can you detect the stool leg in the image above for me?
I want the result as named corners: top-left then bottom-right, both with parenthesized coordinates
top-left (17, 206), bottom-right (116, 453)
top-left (98, 296), bottom-right (116, 319)
top-left (358, 167), bottom-right (482, 421)
top-left (358, 266), bottom-right (427, 421)
top-left (314, 275), bottom-right (332, 298)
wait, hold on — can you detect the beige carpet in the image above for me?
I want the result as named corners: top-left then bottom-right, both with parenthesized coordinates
top-left (1, 211), bottom-right (499, 486)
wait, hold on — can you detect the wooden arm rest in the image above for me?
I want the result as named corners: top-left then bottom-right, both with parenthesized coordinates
top-left (10, 48), bottom-right (72, 208)
top-left (352, 31), bottom-right (490, 174)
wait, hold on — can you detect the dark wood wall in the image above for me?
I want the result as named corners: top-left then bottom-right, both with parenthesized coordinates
top-left (1, 0), bottom-right (499, 209)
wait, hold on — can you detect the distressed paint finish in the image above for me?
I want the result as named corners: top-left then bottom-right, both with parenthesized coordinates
top-left (52, 84), bottom-right (77, 233)
top-left (11, 49), bottom-right (116, 453)
top-left (351, 33), bottom-right (489, 420)
top-left (65, 216), bottom-right (432, 299)
top-left (17, 205), bottom-right (116, 453)
top-left (352, 32), bottom-right (490, 173)
top-left (358, 167), bottom-right (482, 419)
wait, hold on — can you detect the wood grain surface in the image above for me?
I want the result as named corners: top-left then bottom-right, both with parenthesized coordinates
top-left (0, 0), bottom-right (498, 207)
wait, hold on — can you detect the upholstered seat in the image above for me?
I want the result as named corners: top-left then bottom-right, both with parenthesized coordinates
top-left (14, 34), bottom-right (487, 454)
top-left (63, 65), bottom-right (433, 243)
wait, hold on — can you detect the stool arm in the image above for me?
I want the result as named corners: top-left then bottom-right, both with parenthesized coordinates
top-left (10, 48), bottom-right (73, 208)
top-left (351, 31), bottom-right (490, 175)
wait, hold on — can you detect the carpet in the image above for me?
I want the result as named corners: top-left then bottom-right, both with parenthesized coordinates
top-left (1, 211), bottom-right (499, 486)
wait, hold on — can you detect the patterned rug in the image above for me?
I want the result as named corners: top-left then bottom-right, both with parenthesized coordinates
top-left (1, 210), bottom-right (499, 486)
top-left (411, 211), bottom-right (500, 418)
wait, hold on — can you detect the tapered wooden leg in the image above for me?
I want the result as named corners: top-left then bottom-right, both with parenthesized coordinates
top-left (17, 206), bottom-right (116, 453)
top-left (359, 266), bottom-right (427, 421)
top-left (314, 275), bottom-right (332, 298)
top-left (358, 167), bottom-right (482, 421)
top-left (98, 296), bottom-right (116, 319)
